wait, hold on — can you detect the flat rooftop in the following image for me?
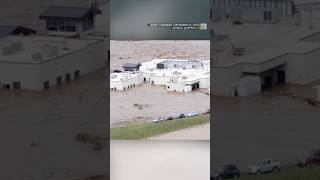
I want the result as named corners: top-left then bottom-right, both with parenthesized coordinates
top-left (110, 72), bottom-right (142, 82)
top-left (0, 35), bottom-right (101, 64)
top-left (140, 59), bottom-right (210, 83)
top-left (213, 11), bottom-right (320, 67)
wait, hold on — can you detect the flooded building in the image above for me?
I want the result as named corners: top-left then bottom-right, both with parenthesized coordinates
top-left (39, 5), bottom-right (102, 35)
top-left (212, 0), bottom-right (299, 24)
top-left (111, 59), bottom-right (210, 92)
top-left (212, 1), bottom-right (320, 97)
top-left (0, 35), bottom-right (106, 90)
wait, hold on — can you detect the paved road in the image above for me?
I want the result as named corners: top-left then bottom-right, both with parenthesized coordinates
top-left (149, 123), bottom-right (210, 140)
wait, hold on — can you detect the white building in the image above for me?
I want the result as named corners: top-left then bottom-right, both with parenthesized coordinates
top-left (212, 0), bottom-right (300, 24)
top-left (0, 35), bottom-right (106, 90)
top-left (110, 72), bottom-right (144, 91)
top-left (212, 2), bottom-right (320, 97)
top-left (110, 59), bottom-right (210, 92)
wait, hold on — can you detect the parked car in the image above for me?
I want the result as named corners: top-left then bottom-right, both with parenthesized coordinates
top-left (113, 69), bottom-right (122, 73)
top-left (249, 159), bottom-right (280, 174)
top-left (232, 20), bottom-right (243, 25)
top-left (176, 113), bottom-right (185, 119)
top-left (187, 112), bottom-right (199, 117)
top-left (298, 149), bottom-right (320, 167)
top-left (153, 116), bottom-right (166, 123)
top-left (212, 165), bottom-right (240, 180)
top-left (166, 116), bottom-right (174, 121)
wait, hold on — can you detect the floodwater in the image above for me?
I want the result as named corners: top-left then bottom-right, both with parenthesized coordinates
top-left (110, 84), bottom-right (210, 127)
top-left (110, 40), bottom-right (210, 71)
top-left (110, 40), bottom-right (210, 127)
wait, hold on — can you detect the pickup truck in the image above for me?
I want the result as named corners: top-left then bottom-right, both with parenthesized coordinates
top-left (249, 159), bottom-right (280, 174)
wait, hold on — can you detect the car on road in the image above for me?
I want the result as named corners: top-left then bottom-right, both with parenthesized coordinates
top-left (298, 149), bottom-right (320, 167)
top-left (249, 159), bottom-right (280, 174)
top-left (212, 165), bottom-right (240, 180)
top-left (153, 116), bottom-right (166, 123)
top-left (187, 112), bottom-right (198, 117)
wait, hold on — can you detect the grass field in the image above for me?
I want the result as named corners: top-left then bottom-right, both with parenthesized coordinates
top-left (238, 166), bottom-right (320, 180)
top-left (110, 114), bottom-right (210, 139)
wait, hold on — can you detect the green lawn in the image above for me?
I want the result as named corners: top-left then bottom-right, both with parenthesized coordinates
top-left (238, 166), bottom-right (320, 180)
top-left (111, 114), bottom-right (210, 139)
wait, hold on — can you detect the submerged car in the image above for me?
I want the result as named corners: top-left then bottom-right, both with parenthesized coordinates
top-left (166, 116), bottom-right (174, 121)
top-left (153, 116), bottom-right (166, 123)
top-left (249, 159), bottom-right (280, 174)
top-left (298, 149), bottom-right (320, 167)
top-left (212, 165), bottom-right (240, 180)
top-left (176, 113), bottom-right (185, 119)
top-left (187, 112), bottom-right (198, 117)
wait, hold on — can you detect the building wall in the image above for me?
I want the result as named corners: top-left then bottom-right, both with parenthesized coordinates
top-left (38, 40), bottom-right (106, 89)
top-left (241, 7), bottom-right (282, 23)
top-left (199, 77), bottom-right (210, 88)
top-left (302, 49), bottom-right (320, 84)
top-left (110, 74), bottom-right (144, 90)
top-left (0, 39), bottom-right (106, 90)
top-left (213, 65), bottom-right (242, 96)
top-left (285, 53), bottom-right (306, 84)
top-left (213, 0), bottom-right (295, 23)
top-left (0, 63), bottom-right (41, 90)
top-left (167, 82), bottom-right (186, 92)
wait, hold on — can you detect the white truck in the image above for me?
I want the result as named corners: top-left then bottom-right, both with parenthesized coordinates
top-left (249, 159), bottom-right (280, 174)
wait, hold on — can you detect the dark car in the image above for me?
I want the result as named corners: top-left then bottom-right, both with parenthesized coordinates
top-left (166, 116), bottom-right (174, 121)
top-left (232, 20), bottom-right (243, 25)
top-left (298, 149), bottom-right (320, 167)
top-left (212, 165), bottom-right (240, 180)
top-left (113, 69), bottom-right (122, 73)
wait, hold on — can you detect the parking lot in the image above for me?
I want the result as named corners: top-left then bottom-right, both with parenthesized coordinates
top-left (212, 84), bottom-right (320, 173)
top-left (110, 84), bottom-right (210, 127)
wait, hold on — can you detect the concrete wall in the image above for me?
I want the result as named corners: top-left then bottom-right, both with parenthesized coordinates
top-left (213, 65), bottom-right (242, 96)
top-left (0, 39), bottom-right (106, 90)
top-left (302, 49), bottom-right (320, 84)
top-left (231, 76), bottom-right (261, 97)
top-left (167, 82), bottom-right (185, 92)
top-left (286, 49), bottom-right (320, 85)
top-left (0, 63), bottom-right (41, 90)
top-left (285, 53), bottom-right (306, 84)
top-left (110, 74), bottom-right (144, 90)
top-left (241, 7), bottom-right (281, 23)
top-left (38, 40), bottom-right (106, 89)
top-left (199, 77), bottom-right (210, 88)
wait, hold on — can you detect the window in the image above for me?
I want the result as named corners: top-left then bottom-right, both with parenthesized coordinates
top-left (264, 11), bottom-right (272, 21)
top-left (46, 19), bottom-right (77, 32)
top-left (82, 13), bottom-right (94, 31)
top-left (44, 81), bottom-right (49, 89)
top-left (65, 73), bottom-right (71, 82)
top-left (74, 70), bottom-right (80, 79)
top-left (56, 76), bottom-right (62, 86)
top-left (47, 20), bottom-right (58, 31)
top-left (13, 82), bottom-right (21, 89)
top-left (3, 84), bottom-right (10, 89)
